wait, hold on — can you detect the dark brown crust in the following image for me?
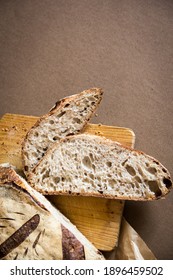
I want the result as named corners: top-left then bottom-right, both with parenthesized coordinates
top-left (0, 214), bottom-right (40, 259)
top-left (45, 88), bottom-right (103, 117)
top-left (61, 224), bottom-right (85, 260)
top-left (30, 188), bottom-right (166, 201)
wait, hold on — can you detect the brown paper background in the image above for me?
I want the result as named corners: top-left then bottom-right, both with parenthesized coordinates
top-left (0, 0), bottom-right (173, 259)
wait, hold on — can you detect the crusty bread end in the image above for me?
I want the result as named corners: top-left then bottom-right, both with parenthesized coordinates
top-left (0, 166), bottom-right (105, 260)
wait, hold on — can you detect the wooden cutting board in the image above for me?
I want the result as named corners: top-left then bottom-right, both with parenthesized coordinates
top-left (0, 113), bottom-right (135, 251)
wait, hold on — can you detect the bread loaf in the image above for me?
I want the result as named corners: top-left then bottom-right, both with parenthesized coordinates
top-left (0, 166), bottom-right (105, 260)
top-left (22, 88), bottom-right (103, 175)
top-left (28, 134), bottom-right (172, 200)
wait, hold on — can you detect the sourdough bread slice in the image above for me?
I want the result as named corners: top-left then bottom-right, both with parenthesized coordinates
top-left (22, 88), bottom-right (103, 175)
top-left (0, 166), bottom-right (104, 260)
top-left (28, 134), bottom-right (172, 200)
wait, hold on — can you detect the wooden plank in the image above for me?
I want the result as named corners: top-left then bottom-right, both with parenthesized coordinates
top-left (0, 113), bottom-right (135, 251)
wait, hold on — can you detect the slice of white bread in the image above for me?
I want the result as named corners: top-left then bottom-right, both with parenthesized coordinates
top-left (28, 134), bottom-right (172, 200)
top-left (0, 166), bottom-right (104, 260)
top-left (22, 88), bottom-right (103, 175)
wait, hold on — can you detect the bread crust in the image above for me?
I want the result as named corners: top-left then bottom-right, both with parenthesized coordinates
top-left (0, 166), bottom-right (105, 260)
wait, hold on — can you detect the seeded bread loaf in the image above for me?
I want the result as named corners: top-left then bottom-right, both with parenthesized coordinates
top-left (0, 166), bottom-right (104, 260)
top-left (22, 88), bottom-right (103, 175)
top-left (28, 134), bottom-right (172, 200)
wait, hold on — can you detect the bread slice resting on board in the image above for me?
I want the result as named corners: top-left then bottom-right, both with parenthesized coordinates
top-left (28, 134), bottom-right (172, 200)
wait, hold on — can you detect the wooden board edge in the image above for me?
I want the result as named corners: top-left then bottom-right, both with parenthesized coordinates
top-left (1, 113), bottom-right (136, 147)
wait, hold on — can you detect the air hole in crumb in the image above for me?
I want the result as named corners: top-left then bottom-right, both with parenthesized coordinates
top-left (135, 182), bottom-right (140, 188)
top-left (125, 165), bottom-right (136, 176)
top-left (83, 178), bottom-right (89, 183)
top-left (66, 133), bottom-right (74, 137)
top-left (57, 111), bottom-right (66, 118)
top-left (92, 164), bottom-right (95, 171)
top-left (98, 190), bottom-right (103, 194)
top-left (49, 120), bottom-right (54, 124)
top-left (40, 167), bottom-right (46, 174)
top-left (108, 179), bottom-right (116, 188)
top-left (82, 156), bottom-right (92, 170)
top-left (89, 174), bottom-right (94, 180)
top-left (135, 176), bottom-right (142, 183)
top-left (162, 168), bottom-right (167, 173)
top-left (73, 117), bottom-right (81, 124)
top-left (138, 167), bottom-right (144, 176)
top-left (148, 180), bottom-right (162, 197)
top-left (147, 167), bottom-right (157, 174)
top-left (88, 96), bottom-right (95, 102)
top-left (163, 178), bottom-right (172, 189)
top-left (53, 177), bottom-right (60, 184)
top-left (42, 170), bottom-right (50, 180)
top-left (106, 161), bottom-right (112, 167)
top-left (64, 103), bottom-right (70, 108)
top-left (23, 151), bottom-right (28, 157)
top-left (89, 153), bottom-right (94, 161)
top-left (122, 159), bottom-right (128, 166)
top-left (24, 166), bottom-right (28, 171)
top-left (53, 136), bottom-right (59, 141)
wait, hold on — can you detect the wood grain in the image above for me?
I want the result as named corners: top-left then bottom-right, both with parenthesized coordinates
top-left (0, 113), bottom-right (135, 251)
